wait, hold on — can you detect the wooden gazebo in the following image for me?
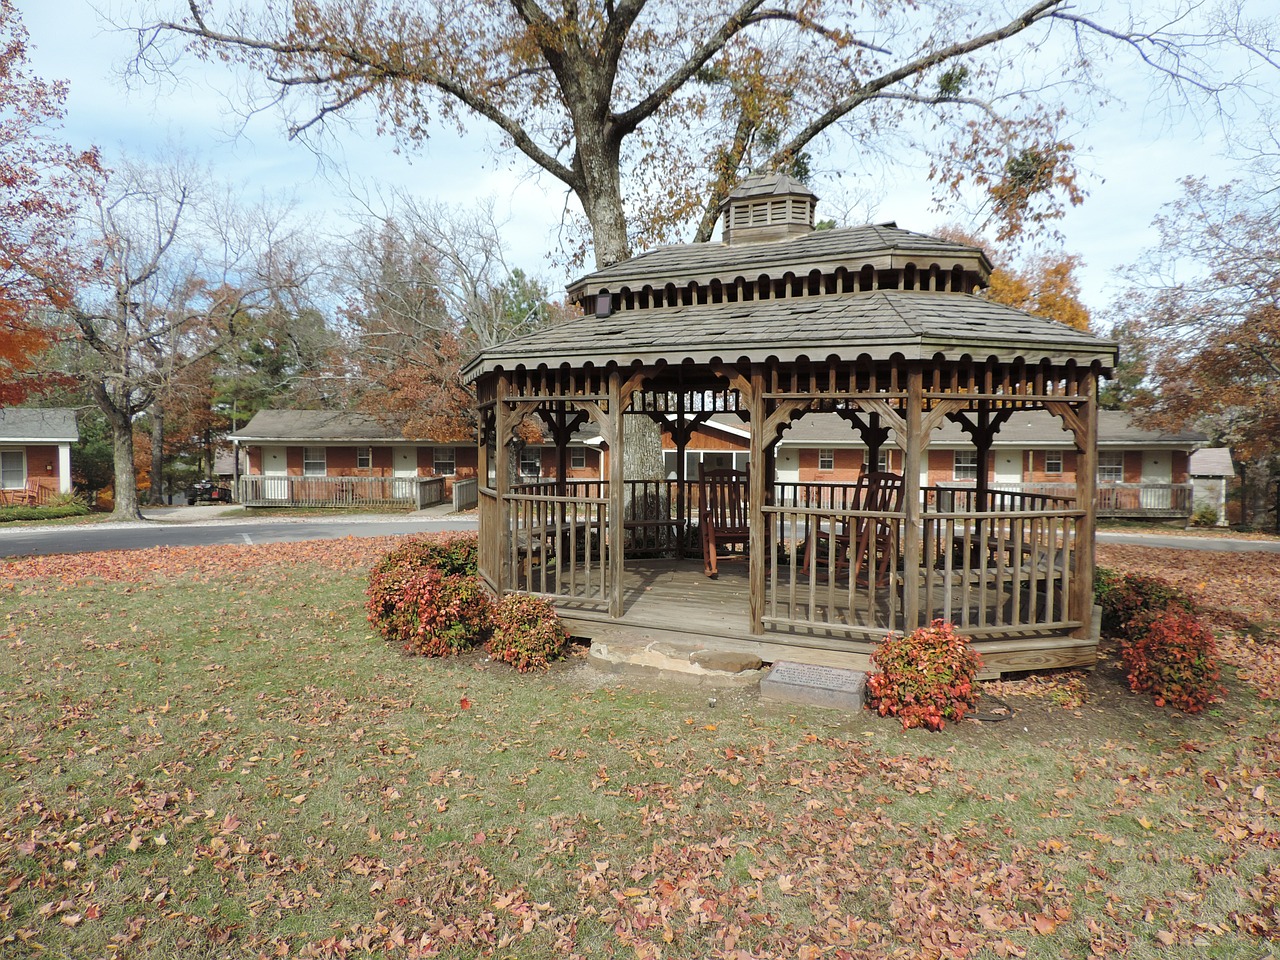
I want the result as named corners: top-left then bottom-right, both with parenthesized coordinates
top-left (463, 173), bottom-right (1117, 676)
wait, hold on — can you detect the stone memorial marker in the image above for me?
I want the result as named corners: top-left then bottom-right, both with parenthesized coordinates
top-left (759, 660), bottom-right (866, 712)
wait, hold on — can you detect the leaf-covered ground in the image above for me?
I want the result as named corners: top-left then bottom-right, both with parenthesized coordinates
top-left (1, 539), bottom-right (1277, 959)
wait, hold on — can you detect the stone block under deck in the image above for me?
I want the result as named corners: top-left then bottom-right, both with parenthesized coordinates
top-left (586, 628), bottom-right (766, 688)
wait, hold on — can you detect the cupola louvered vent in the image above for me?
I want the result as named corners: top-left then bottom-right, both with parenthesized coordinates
top-left (721, 171), bottom-right (818, 246)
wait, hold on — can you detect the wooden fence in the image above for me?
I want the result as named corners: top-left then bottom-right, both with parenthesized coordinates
top-left (238, 475), bottom-right (446, 508)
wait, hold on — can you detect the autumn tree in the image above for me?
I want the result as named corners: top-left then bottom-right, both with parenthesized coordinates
top-left (333, 197), bottom-right (569, 440)
top-left (936, 226), bottom-right (1092, 331)
top-left (0, 0), bottom-right (99, 403)
top-left (37, 156), bottom-right (314, 520)
top-left (1116, 172), bottom-right (1280, 522)
top-left (132, 1), bottom-right (1266, 269)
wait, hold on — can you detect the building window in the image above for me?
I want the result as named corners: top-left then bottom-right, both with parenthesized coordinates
top-left (302, 447), bottom-right (326, 477)
top-left (519, 449), bottom-right (541, 477)
top-left (1045, 450), bottom-right (1064, 475)
top-left (356, 447), bottom-right (372, 469)
top-left (877, 450), bottom-right (890, 473)
top-left (818, 448), bottom-right (834, 471)
top-left (433, 447), bottom-right (456, 477)
top-left (1098, 453), bottom-right (1124, 483)
top-left (0, 449), bottom-right (24, 489)
top-left (953, 450), bottom-right (978, 481)
top-left (571, 448), bottom-right (587, 469)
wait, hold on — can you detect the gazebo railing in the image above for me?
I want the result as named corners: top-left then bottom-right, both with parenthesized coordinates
top-left (763, 500), bottom-right (1084, 640)
top-left (501, 488), bottom-right (611, 603)
top-left (921, 508), bottom-right (1082, 633)
top-left (766, 504), bottom-right (907, 639)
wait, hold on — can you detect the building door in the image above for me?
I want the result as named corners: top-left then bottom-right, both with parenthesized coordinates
top-left (994, 451), bottom-right (1022, 487)
top-left (393, 447), bottom-right (418, 499)
top-left (261, 446), bottom-right (288, 500)
top-left (1142, 452), bottom-right (1172, 509)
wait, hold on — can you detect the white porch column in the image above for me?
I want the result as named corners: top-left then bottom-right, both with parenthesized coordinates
top-left (58, 444), bottom-right (72, 493)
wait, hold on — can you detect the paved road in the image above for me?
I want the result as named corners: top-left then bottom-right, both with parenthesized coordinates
top-left (0, 512), bottom-right (478, 558)
top-left (4, 511), bottom-right (1277, 559)
top-left (1096, 531), bottom-right (1280, 553)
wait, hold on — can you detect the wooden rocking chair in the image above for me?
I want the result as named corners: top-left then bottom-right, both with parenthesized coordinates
top-left (698, 466), bottom-right (749, 577)
top-left (801, 468), bottom-right (870, 577)
top-left (801, 471), bottom-right (904, 586)
top-left (850, 471), bottom-right (905, 587)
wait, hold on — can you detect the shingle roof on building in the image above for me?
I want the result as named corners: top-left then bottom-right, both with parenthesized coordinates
top-left (767, 410), bottom-right (1202, 449)
top-left (1189, 447), bottom-right (1234, 475)
top-left (464, 288), bottom-right (1116, 380)
top-left (0, 408), bottom-right (78, 442)
top-left (229, 410), bottom-right (412, 443)
top-left (566, 223), bottom-right (990, 294)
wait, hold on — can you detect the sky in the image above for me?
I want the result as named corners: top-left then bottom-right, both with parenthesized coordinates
top-left (15, 0), bottom-right (1276, 325)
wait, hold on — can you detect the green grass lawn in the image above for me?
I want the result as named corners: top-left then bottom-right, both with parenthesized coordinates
top-left (1, 543), bottom-right (1277, 958)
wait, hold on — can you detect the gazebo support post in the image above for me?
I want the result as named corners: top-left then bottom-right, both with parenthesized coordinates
top-left (674, 390), bottom-right (688, 557)
top-left (1072, 374), bottom-right (1101, 638)
top-left (554, 404), bottom-right (569, 499)
top-left (748, 365), bottom-right (767, 635)
top-left (903, 365), bottom-right (925, 630)
top-left (494, 374), bottom-right (512, 596)
top-left (608, 370), bottom-right (626, 618)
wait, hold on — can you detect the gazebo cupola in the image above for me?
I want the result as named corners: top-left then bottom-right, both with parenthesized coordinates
top-left (720, 170), bottom-right (818, 245)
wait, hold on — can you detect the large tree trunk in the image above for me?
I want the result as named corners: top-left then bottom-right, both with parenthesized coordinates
top-left (108, 416), bottom-right (143, 521)
top-left (578, 130), bottom-right (630, 268)
top-left (149, 407), bottom-right (165, 506)
top-left (92, 383), bottom-right (144, 521)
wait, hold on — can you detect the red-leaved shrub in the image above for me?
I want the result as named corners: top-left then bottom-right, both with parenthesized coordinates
top-left (366, 562), bottom-right (491, 656)
top-left (1121, 607), bottom-right (1222, 713)
top-left (866, 620), bottom-right (982, 731)
top-left (486, 594), bottom-right (569, 672)
top-left (370, 533), bottom-right (479, 579)
top-left (1094, 567), bottom-right (1195, 641)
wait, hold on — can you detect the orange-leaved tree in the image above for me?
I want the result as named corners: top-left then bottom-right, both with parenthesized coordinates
top-left (1117, 175), bottom-right (1280, 469)
top-left (0, 0), bottom-right (100, 403)
top-left (936, 226), bottom-right (1092, 332)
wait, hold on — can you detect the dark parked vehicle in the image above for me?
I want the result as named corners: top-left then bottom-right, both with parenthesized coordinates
top-left (185, 481), bottom-right (234, 506)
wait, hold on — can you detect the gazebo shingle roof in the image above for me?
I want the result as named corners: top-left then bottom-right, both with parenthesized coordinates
top-left (566, 223), bottom-right (991, 294)
top-left (464, 288), bottom-right (1117, 380)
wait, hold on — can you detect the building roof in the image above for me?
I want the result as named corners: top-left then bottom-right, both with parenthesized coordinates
top-left (230, 410), bottom-right (414, 443)
top-left (464, 288), bottom-right (1117, 381)
top-left (565, 222), bottom-right (991, 295)
top-left (229, 409), bottom-right (588, 447)
top-left (0, 408), bottom-right (78, 443)
top-left (686, 410), bottom-right (1204, 450)
top-left (1190, 447), bottom-right (1234, 476)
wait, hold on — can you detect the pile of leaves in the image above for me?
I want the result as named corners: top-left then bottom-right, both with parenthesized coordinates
top-left (866, 620), bottom-right (982, 730)
top-left (2, 537), bottom-right (407, 587)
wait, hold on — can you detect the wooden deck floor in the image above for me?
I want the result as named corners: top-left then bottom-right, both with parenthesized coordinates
top-left (547, 558), bottom-right (1096, 678)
